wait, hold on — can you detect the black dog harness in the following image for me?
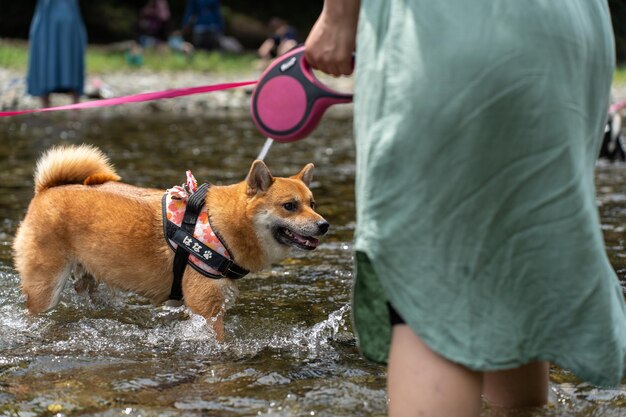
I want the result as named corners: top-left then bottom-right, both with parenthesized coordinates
top-left (162, 182), bottom-right (248, 302)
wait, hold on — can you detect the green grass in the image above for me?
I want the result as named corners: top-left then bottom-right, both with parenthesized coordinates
top-left (614, 65), bottom-right (626, 86)
top-left (0, 41), bottom-right (26, 70)
top-left (3, 38), bottom-right (626, 84)
top-left (0, 39), bottom-right (257, 74)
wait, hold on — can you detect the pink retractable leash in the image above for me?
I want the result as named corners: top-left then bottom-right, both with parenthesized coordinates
top-left (250, 46), bottom-right (353, 144)
top-left (0, 46), bottom-right (355, 159)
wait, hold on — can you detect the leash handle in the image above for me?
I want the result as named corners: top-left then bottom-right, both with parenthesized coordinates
top-left (250, 46), bottom-right (353, 143)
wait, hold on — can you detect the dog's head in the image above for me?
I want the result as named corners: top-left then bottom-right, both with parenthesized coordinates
top-left (246, 160), bottom-right (329, 262)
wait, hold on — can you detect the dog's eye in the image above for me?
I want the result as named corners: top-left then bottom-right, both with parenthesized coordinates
top-left (310, 201), bottom-right (316, 210)
top-left (283, 202), bottom-right (297, 212)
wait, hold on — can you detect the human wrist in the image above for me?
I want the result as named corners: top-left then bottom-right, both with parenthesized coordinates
top-left (322, 0), bottom-right (360, 27)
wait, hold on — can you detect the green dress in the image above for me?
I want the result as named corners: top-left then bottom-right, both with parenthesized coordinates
top-left (352, 0), bottom-right (626, 386)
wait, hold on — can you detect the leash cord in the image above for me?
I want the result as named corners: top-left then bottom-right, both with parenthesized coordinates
top-left (0, 80), bottom-right (257, 117)
top-left (256, 138), bottom-right (274, 161)
top-left (0, 78), bottom-right (283, 159)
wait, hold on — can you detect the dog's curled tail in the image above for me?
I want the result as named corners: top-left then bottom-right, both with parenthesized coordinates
top-left (34, 144), bottom-right (121, 194)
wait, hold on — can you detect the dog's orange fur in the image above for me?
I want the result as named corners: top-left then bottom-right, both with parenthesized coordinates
top-left (13, 144), bottom-right (328, 339)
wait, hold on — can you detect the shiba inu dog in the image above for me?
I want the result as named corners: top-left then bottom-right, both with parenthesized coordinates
top-left (13, 144), bottom-right (329, 339)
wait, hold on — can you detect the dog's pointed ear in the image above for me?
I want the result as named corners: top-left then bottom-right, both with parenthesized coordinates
top-left (292, 163), bottom-right (314, 187)
top-left (246, 160), bottom-right (274, 195)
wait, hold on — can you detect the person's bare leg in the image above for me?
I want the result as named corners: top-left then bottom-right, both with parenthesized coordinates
top-left (41, 94), bottom-right (50, 108)
top-left (387, 325), bottom-right (483, 417)
top-left (71, 91), bottom-right (80, 104)
top-left (483, 361), bottom-right (549, 409)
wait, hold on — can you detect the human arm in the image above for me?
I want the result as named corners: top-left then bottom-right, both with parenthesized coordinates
top-left (304, 0), bottom-right (360, 76)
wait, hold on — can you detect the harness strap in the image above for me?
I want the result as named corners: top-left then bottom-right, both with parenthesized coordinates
top-left (166, 183), bottom-right (249, 302)
top-left (170, 183), bottom-right (209, 301)
top-left (165, 222), bottom-right (249, 279)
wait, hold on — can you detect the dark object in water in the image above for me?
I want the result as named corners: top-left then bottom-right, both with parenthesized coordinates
top-left (599, 112), bottom-right (625, 162)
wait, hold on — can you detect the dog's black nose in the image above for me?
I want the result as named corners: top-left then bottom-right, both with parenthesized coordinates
top-left (317, 220), bottom-right (330, 235)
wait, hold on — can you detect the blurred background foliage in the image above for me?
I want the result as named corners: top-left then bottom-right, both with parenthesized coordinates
top-left (611, 0), bottom-right (626, 63)
top-left (0, 0), bottom-right (623, 62)
top-left (0, 0), bottom-right (325, 51)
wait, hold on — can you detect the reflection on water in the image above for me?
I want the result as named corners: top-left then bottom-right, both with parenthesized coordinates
top-left (0, 112), bottom-right (624, 416)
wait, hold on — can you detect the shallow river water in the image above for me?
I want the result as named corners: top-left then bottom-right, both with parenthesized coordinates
top-left (0, 111), bottom-right (625, 417)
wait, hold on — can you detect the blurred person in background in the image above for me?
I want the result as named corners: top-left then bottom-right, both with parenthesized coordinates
top-left (27, 0), bottom-right (87, 108)
top-left (257, 17), bottom-right (299, 60)
top-left (182, 0), bottom-right (242, 53)
top-left (136, 0), bottom-right (171, 49)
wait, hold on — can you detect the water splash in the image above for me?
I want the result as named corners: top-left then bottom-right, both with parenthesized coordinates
top-left (0, 268), bottom-right (354, 364)
top-left (299, 304), bottom-right (350, 352)
top-left (258, 304), bottom-right (351, 357)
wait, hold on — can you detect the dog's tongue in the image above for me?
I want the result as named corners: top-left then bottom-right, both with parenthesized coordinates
top-left (293, 232), bottom-right (319, 248)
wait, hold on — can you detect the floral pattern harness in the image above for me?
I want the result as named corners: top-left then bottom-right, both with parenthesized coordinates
top-left (162, 171), bottom-right (247, 280)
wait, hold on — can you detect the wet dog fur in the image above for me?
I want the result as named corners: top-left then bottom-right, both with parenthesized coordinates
top-left (13, 144), bottom-right (328, 339)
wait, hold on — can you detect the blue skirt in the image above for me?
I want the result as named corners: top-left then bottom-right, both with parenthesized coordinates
top-left (27, 0), bottom-right (87, 97)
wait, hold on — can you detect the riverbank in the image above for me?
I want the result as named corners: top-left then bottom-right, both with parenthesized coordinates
top-left (0, 66), bottom-right (356, 118)
top-left (0, 65), bottom-right (625, 118)
top-left (0, 38), bottom-right (356, 117)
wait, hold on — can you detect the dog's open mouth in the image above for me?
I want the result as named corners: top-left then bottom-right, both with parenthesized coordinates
top-left (275, 227), bottom-right (320, 250)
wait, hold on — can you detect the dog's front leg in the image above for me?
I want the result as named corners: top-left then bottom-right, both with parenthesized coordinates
top-left (182, 272), bottom-right (229, 341)
top-left (188, 300), bottom-right (225, 341)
